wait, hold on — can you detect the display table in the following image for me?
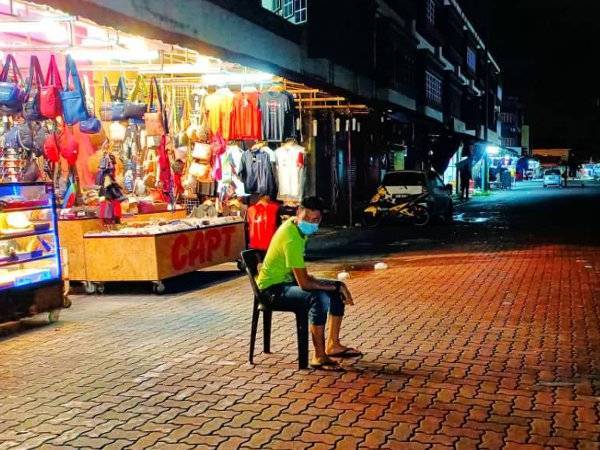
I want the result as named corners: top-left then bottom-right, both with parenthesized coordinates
top-left (58, 209), bottom-right (187, 283)
top-left (82, 219), bottom-right (245, 294)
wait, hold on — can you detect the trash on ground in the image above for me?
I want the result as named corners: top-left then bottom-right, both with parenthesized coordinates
top-left (374, 262), bottom-right (388, 270)
top-left (337, 271), bottom-right (350, 281)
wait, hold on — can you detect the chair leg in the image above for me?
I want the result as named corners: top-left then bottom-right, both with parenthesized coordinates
top-left (296, 312), bottom-right (309, 370)
top-left (249, 306), bottom-right (260, 364)
top-left (263, 310), bottom-right (272, 354)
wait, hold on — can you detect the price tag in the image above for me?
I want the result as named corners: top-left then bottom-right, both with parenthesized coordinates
top-left (335, 118), bottom-right (340, 132)
top-left (312, 119), bottom-right (318, 137)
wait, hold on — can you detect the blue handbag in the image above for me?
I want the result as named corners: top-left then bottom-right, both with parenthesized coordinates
top-left (60, 55), bottom-right (90, 125)
top-left (0, 54), bottom-right (26, 115)
top-left (23, 55), bottom-right (45, 121)
top-left (100, 76), bottom-right (127, 121)
top-left (80, 116), bottom-right (102, 134)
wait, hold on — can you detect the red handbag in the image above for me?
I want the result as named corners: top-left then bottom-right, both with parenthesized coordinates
top-left (43, 133), bottom-right (60, 163)
top-left (59, 126), bottom-right (79, 166)
top-left (40, 55), bottom-right (63, 118)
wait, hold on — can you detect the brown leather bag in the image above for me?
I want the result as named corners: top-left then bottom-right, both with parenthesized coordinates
top-left (143, 77), bottom-right (166, 137)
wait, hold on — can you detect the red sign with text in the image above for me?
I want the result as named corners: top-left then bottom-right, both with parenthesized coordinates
top-left (170, 225), bottom-right (239, 271)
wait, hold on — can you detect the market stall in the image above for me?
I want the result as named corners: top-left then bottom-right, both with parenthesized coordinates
top-left (1, 0), bottom-right (367, 293)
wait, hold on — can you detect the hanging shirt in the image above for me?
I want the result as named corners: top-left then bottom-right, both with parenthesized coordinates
top-left (247, 201), bottom-right (281, 251)
top-left (230, 91), bottom-right (261, 140)
top-left (275, 144), bottom-right (305, 200)
top-left (259, 91), bottom-right (291, 142)
top-left (284, 91), bottom-right (297, 140)
top-left (205, 88), bottom-right (234, 139)
top-left (239, 147), bottom-right (276, 197)
top-left (218, 144), bottom-right (245, 195)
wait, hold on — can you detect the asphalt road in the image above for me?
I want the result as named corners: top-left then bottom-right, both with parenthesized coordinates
top-left (316, 180), bottom-right (600, 261)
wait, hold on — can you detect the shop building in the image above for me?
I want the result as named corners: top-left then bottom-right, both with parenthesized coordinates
top-left (24, 0), bottom-right (504, 183)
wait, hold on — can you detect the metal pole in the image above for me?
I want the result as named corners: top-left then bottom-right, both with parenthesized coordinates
top-left (347, 115), bottom-right (353, 227)
top-left (483, 3), bottom-right (491, 192)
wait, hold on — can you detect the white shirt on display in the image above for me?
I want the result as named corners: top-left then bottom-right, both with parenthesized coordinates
top-left (275, 143), bottom-right (305, 200)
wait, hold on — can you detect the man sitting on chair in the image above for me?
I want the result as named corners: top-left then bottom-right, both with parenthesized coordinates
top-left (256, 196), bottom-right (361, 368)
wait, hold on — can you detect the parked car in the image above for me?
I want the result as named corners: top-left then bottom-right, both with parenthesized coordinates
top-left (543, 168), bottom-right (562, 188)
top-left (362, 170), bottom-right (453, 228)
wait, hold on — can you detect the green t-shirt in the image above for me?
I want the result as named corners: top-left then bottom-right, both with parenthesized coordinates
top-left (256, 218), bottom-right (306, 291)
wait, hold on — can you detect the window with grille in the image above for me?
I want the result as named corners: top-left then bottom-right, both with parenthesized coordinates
top-left (425, 0), bottom-right (436, 25)
top-left (425, 71), bottom-right (442, 107)
top-left (282, 0), bottom-right (294, 18)
top-left (293, 0), bottom-right (307, 24)
top-left (262, 0), bottom-right (307, 24)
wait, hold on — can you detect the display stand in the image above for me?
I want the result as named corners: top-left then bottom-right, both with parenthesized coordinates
top-left (0, 183), bottom-right (67, 324)
top-left (57, 209), bottom-right (187, 284)
top-left (82, 220), bottom-right (245, 294)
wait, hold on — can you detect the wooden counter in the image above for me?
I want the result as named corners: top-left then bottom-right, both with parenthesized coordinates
top-left (58, 209), bottom-right (187, 281)
top-left (83, 221), bottom-right (245, 283)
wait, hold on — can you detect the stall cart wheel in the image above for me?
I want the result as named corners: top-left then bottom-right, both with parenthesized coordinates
top-left (95, 283), bottom-right (106, 295)
top-left (83, 281), bottom-right (96, 294)
top-left (237, 259), bottom-right (246, 272)
top-left (48, 309), bottom-right (61, 323)
top-left (152, 281), bottom-right (166, 295)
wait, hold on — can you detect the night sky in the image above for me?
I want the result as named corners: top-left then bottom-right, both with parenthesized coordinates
top-left (460, 0), bottom-right (600, 160)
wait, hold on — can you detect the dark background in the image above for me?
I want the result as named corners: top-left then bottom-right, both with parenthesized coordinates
top-left (460, 0), bottom-right (600, 161)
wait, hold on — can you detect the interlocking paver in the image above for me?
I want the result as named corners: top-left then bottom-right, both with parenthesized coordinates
top-left (2, 187), bottom-right (600, 449)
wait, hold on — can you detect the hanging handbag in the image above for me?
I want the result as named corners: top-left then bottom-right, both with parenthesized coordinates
top-left (144, 77), bottom-right (167, 137)
top-left (192, 142), bottom-right (211, 162)
top-left (174, 89), bottom-right (191, 147)
top-left (157, 134), bottom-right (172, 195)
top-left (78, 75), bottom-right (105, 142)
top-left (40, 55), bottom-right (63, 119)
top-left (22, 158), bottom-right (41, 182)
top-left (108, 121), bottom-right (127, 142)
top-left (60, 55), bottom-right (90, 125)
top-left (100, 76), bottom-right (127, 121)
top-left (23, 56), bottom-right (45, 121)
top-left (3, 126), bottom-right (19, 149)
top-left (59, 126), bottom-right (79, 166)
top-left (0, 54), bottom-right (26, 114)
top-left (16, 122), bottom-right (34, 151)
top-left (80, 116), bottom-right (102, 134)
top-left (4, 123), bottom-right (33, 150)
top-left (43, 133), bottom-right (60, 163)
top-left (33, 123), bottom-right (49, 157)
top-left (124, 75), bottom-right (147, 120)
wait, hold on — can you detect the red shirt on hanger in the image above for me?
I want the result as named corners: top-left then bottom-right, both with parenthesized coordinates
top-left (247, 201), bottom-right (280, 251)
top-left (230, 91), bottom-right (261, 140)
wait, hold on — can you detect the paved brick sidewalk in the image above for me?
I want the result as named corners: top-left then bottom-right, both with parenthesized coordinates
top-left (1, 241), bottom-right (600, 449)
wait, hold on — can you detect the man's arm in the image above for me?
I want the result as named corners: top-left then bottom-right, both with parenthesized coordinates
top-left (292, 269), bottom-right (355, 305)
top-left (292, 268), bottom-right (336, 291)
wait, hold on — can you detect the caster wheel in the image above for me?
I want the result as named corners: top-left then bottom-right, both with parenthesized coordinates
top-left (95, 283), bottom-right (106, 295)
top-left (48, 309), bottom-right (61, 323)
top-left (152, 281), bottom-right (165, 295)
top-left (83, 281), bottom-right (96, 294)
top-left (237, 260), bottom-right (246, 272)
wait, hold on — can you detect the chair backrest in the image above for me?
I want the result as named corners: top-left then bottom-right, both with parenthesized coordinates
top-left (241, 249), bottom-right (263, 299)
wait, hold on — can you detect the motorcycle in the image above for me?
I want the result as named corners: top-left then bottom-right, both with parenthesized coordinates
top-left (362, 187), bottom-right (431, 229)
